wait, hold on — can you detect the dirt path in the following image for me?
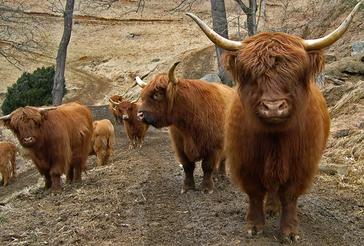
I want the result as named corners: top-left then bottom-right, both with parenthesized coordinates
top-left (0, 107), bottom-right (363, 245)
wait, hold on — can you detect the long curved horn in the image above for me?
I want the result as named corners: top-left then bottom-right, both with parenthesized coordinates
top-left (0, 114), bottom-right (12, 120)
top-left (135, 76), bottom-right (148, 88)
top-left (109, 98), bottom-right (121, 105)
top-left (26, 106), bottom-right (57, 112)
top-left (37, 106), bottom-right (58, 112)
top-left (168, 61), bottom-right (180, 85)
top-left (303, 0), bottom-right (363, 50)
top-left (186, 12), bottom-right (244, 51)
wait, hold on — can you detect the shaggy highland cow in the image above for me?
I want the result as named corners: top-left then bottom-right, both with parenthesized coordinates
top-left (187, 1), bottom-right (362, 242)
top-left (0, 102), bottom-right (93, 192)
top-left (0, 141), bottom-right (17, 186)
top-left (109, 99), bottom-right (149, 149)
top-left (137, 62), bottom-right (236, 193)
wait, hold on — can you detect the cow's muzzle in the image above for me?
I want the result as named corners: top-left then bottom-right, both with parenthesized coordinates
top-left (257, 99), bottom-right (290, 123)
top-left (137, 111), bottom-right (144, 121)
top-left (137, 111), bottom-right (160, 128)
top-left (21, 136), bottom-right (35, 146)
top-left (122, 114), bottom-right (129, 120)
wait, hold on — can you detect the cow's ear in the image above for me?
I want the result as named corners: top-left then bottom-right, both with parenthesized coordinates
top-left (40, 111), bottom-right (48, 121)
top-left (222, 51), bottom-right (238, 81)
top-left (307, 50), bottom-right (325, 79)
top-left (0, 118), bottom-right (11, 128)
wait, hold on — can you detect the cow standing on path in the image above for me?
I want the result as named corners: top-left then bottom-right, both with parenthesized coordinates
top-left (89, 119), bottom-right (115, 166)
top-left (109, 99), bottom-right (149, 149)
top-left (137, 62), bottom-right (236, 194)
top-left (0, 141), bottom-right (17, 186)
top-left (187, 1), bottom-right (362, 242)
top-left (0, 102), bottom-right (93, 192)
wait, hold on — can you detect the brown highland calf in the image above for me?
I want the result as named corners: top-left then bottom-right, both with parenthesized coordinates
top-left (89, 119), bottom-right (115, 166)
top-left (0, 102), bottom-right (93, 192)
top-left (187, 1), bottom-right (362, 242)
top-left (109, 99), bottom-right (148, 149)
top-left (0, 141), bottom-right (17, 186)
top-left (137, 62), bottom-right (236, 193)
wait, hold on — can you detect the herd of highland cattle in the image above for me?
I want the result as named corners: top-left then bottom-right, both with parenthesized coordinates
top-left (0, 2), bottom-right (362, 243)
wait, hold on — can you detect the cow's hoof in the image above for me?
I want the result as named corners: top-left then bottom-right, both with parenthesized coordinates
top-left (51, 188), bottom-right (62, 195)
top-left (246, 222), bottom-right (264, 238)
top-left (246, 226), bottom-right (263, 238)
top-left (181, 184), bottom-right (195, 194)
top-left (200, 180), bottom-right (214, 194)
top-left (181, 187), bottom-right (195, 194)
top-left (201, 186), bottom-right (214, 194)
top-left (281, 233), bottom-right (300, 244)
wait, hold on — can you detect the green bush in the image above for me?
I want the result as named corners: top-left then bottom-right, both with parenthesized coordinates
top-left (1, 66), bottom-right (66, 115)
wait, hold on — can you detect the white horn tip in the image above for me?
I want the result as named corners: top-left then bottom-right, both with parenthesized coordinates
top-left (135, 76), bottom-right (147, 88)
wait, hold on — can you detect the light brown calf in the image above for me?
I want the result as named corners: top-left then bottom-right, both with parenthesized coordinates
top-left (0, 141), bottom-right (17, 186)
top-left (89, 119), bottom-right (115, 166)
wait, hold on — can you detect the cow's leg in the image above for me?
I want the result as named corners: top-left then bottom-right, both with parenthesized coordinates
top-left (11, 154), bottom-right (16, 178)
top-left (132, 138), bottom-right (138, 149)
top-left (128, 138), bottom-right (134, 149)
top-left (44, 172), bottom-right (52, 189)
top-left (212, 155), bottom-right (226, 183)
top-left (242, 178), bottom-right (266, 236)
top-left (138, 137), bottom-right (143, 148)
top-left (246, 192), bottom-right (266, 236)
top-left (201, 153), bottom-right (217, 194)
top-left (265, 189), bottom-right (281, 217)
top-left (217, 158), bottom-right (226, 175)
top-left (66, 165), bottom-right (74, 183)
top-left (73, 155), bottom-right (87, 183)
top-left (50, 173), bottom-right (62, 192)
top-left (74, 166), bottom-right (82, 182)
top-left (181, 160), bottom-right (196, 194)
top-left (2, 172), bottom-right (9, 186)
top-left (279, 188), bottom-right (300, 243)
top-left (95, 151), bottom-right (103, 167)
top-left (175, 148), bottom-right (196, 193)
top-left (104, 149), bottom-right (111, 165)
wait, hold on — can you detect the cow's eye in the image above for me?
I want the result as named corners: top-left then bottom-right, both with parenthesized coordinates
top-left (152, 92), bottom-right (161, 101)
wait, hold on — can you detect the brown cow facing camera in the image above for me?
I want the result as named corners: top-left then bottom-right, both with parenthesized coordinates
top-left (187, 1), bottom-right (362, 242)
top-left (109, 99), bottom-right (148, 149)
top-left (0, 102), bottom-right (93, 192)
top-left (0, 141), bottom-right (17, 186)
top-left (89, 119), bottom-right (115, 167)
top-left (137, 62), bottom-right (236, 194)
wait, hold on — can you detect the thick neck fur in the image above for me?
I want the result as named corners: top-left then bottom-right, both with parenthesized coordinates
top-left (167, 79), bottom-right (225, 146)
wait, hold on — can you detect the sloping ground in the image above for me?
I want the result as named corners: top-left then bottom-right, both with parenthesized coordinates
top-left (0, 104), bottom-right (363, 245)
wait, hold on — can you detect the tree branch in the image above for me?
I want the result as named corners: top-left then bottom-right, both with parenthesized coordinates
top-left (233, 0), bottom-right (250, 14)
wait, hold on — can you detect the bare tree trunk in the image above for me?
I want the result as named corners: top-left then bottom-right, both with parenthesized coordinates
top-left (210, 0), bottom-right (232, 85)
top-left (234, 0), bottom-right (257, 36)
top-left (52, 0), bottom-right (74, 105)
top-left (257, 0), bottom-right (267, 28)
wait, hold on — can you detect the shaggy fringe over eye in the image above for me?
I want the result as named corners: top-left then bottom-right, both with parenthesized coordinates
top-left (222, 33), bottom-right (326, 86)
